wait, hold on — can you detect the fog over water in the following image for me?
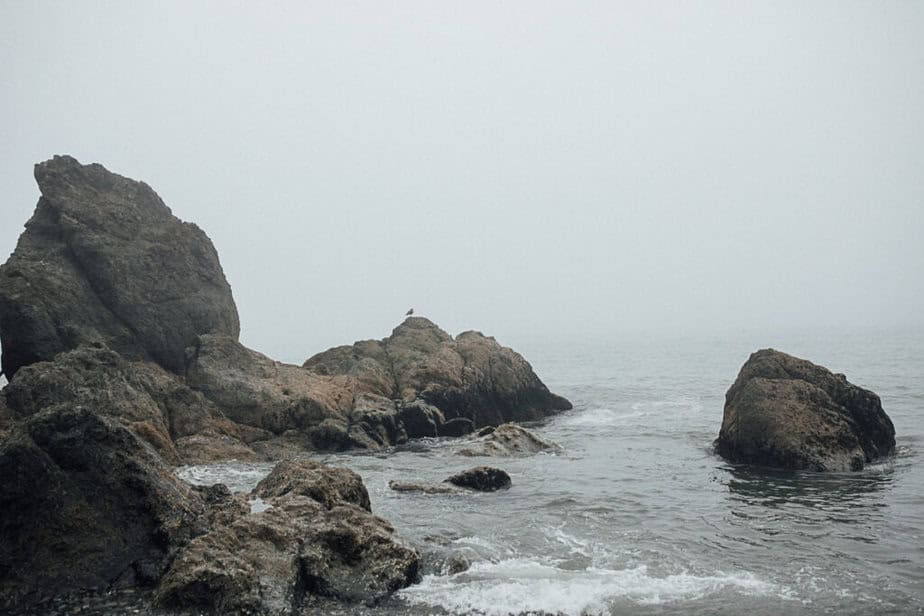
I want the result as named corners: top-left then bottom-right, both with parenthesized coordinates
top-left (2, 2), bottom-right (923, 361)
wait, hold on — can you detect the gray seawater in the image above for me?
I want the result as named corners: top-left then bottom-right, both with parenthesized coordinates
top-left (29, 327), bottom-right (924, 615)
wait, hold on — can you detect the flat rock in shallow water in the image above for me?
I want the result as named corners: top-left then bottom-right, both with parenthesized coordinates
top-left (717, 348), bottom-right (895, 472)
top-left (453, 422), bottom-right (561, 457)
top-left (388, 480), bottom-right (462, 495)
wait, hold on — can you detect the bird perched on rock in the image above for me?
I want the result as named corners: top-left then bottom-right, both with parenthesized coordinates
top-left (405, 308), bottom-right (414, 316)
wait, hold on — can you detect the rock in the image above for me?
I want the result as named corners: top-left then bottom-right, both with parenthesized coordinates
top-left (0, 394), bottom-right (10, 440)
top-left (387, 480), bottom-right (461, 495)
top-left (0, 406), bottom-right (207, 606)
top-left (186, 334), bottom-right (392, 450)
top-left (304, 317), bottom-right (572, 432)
top-left (716, 349), bottom-right (896, 471)
top-left (441, 417), bottom-right (475, 437)
top-left (454, 422), bottom-right (561, 457)
top-left (445, 466), bottom-right (512, 492)
top-left (2, 344), bottom-right (253, 465)
top-left (0, 155), bottom-right (239, 379)
top-left (253, 459), bottom-right (371, 512)
top-left (157, 463), bottom-right (419, 613)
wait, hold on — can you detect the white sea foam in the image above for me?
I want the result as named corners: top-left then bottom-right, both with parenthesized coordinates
top-left (249, 497), bottom-right (271, 514)
top-left (400, 559), bottom-right (787, 616)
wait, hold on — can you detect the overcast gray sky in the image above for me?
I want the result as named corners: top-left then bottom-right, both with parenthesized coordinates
top-left (2, 1), bottom-right (922, 362)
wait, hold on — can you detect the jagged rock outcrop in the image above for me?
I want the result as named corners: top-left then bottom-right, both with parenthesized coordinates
top-left (2, 344), bottom-right (254, 465)
top-left (717, 349), bottom-right (895, 472)
top-left (0, 407), bottom-right (209, 606)
top-left (304, 316), bottom-right (572, 432)
top-left (156, 461), bottom-right (419, 614)
top-left (0, 155), bottom-right (239, 379)
top-left (453, 423), bottom-right (561, 457)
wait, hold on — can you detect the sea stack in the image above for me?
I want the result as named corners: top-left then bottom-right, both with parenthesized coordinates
top-left (717, 349), bottom-right (895, 472)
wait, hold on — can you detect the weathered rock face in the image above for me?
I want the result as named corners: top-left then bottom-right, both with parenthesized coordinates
top-left (253, 459), bottom-right (371, 512)
top-left (304, 317), bottom-right (572, 432)
top-left (717, 349), bottom-right (896, 472)
top-left (0, 155), bottom-right (239, 379)
top-left (156, 461), bottom-right (419, 614)
top-left (454, 423), bottom-right (561, 457)
top-left (186, 334), bottom-right (402, 451)
top-left (3, 344), bottom-right (254, 465)
top-left (0, 406), bottom-right (207, 606)
top-left (446, 466), bottom-right (512, 492)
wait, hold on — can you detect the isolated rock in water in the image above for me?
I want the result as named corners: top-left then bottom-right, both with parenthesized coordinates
top-left (446, 466), bottom-right (512, 491)
top-left (2, 344), bottom-right (253, 465)
top-left (0, 155), bottom-right (239, 378)
top-left (157, 463), bottom-right (419, 613)
top-left (253, 459), bottom-right (371, 511)
top-left (304, 317), bottom-right (572, 431)
top-left (717, 349), bottom-right (896, 472)
top-left (454, 422), bottom-right (561, 457)
top-left (0, 407), bottom-right (207, 606)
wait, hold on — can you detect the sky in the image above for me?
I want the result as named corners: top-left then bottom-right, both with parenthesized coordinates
top-left (1, 1), bottom-right (923, 363)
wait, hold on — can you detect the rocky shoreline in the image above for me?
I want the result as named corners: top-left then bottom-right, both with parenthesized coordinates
top-left (0, 156), bottom-right (572, 612)
top-left (0, 156), bottom-right (897, 613)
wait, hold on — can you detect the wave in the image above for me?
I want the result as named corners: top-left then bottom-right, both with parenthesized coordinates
top-left (399, 558), bottom-right (789, 616)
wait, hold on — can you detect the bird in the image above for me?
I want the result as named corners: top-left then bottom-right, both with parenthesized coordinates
top-left (405, 308), bottom-right (414, 316)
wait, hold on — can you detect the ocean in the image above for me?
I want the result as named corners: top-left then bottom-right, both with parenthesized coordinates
top-left (24, 326), bottom-right (924, 615)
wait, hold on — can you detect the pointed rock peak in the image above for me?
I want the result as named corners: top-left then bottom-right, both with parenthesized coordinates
top-left (33, 154), bottom-right (170, 220)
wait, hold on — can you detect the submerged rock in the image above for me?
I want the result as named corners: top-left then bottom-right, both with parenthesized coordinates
top-left (304, 317), bottom-right (572, 432)
top-left (0, 407), bottom-right (207, 606)
top-left (717, 349), bottom-right (895, 471)
top-left (156, 461), bottom-right (419, 614)
top-left (445, 466), bottom-right (512, 491)
top-left (0, 155), bottom-right (239, 379)
top-left (388, 480), bottom-right (461, 495)
top-left (454, 422), bottom-right (561, 457)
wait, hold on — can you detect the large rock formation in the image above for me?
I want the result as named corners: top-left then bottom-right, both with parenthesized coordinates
top-left (2, 344), bottom-right (254, 465)
top-left (305, 316), bottom-right (572, 431)
top-left (717, 349), bottom-right (895, 472)
top-left (188, 324), bottom-right (572, 452)
top-left (0, 155), bottom-right (239, 378)
top-left (156, 460), bottom-right (419, 614)
top-left (0, 406), bottom-right (209, 606)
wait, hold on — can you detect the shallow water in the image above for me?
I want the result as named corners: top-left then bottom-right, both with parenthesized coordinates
top-left (29, 327), bottom-right (924, 615)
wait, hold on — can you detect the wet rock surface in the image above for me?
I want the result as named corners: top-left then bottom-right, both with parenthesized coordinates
top-left (0, 155), bottom-right (239, 379)
top-left (453, 422), bottom-right (562, 457)
top-left (445, 466), bottom-right (512, 492)
top-left (717, 349), bottom-right (896, 471)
